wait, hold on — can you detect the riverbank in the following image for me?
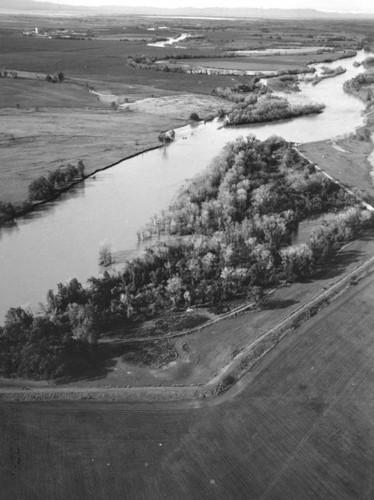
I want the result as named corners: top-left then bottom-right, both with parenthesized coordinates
top-left (1, 231), bottom-right (374, 402)
top-left (298, 57), bottom-right (374, 201)
top-left (0, 92), bottom-right (228, 203)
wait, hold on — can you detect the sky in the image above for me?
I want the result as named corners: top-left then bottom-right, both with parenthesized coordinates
top-left (40, 0), bottom-right (374, 14)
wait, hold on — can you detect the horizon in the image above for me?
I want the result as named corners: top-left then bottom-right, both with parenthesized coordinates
top-left (30, 0), bottom-right (374, 14)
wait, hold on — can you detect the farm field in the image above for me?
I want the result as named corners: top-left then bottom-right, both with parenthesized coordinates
top-left (2, 265), bottom-right (374, 499)
top-left (299, 135), bottom-right (374, 200)
top-left (172, 51), bottom-right (348, 73)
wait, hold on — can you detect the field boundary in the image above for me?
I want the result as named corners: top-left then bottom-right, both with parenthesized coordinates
top-left (205, 251), bottom-right (374, 396)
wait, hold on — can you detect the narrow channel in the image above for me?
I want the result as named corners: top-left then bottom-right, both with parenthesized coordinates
top-left (0, 50), bottom-right (371, 320)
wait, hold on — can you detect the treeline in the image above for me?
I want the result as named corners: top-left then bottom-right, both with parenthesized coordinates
top-left (226, 95), bottom-right (325, 125)
top-left (0, 161), bottom-right (86, 227)
top-left (0, 137), bottom-right (371, 379)
top-left (28, 160), bottom-right (85, 202)
top-left (212, 81), bottom-right (268, 103)
top-left (127, 53), bottom-right (247, 75)
top-left (0, 305), bottom-right (97, 379)
top-left (127, 55), bottom-right (187, 74)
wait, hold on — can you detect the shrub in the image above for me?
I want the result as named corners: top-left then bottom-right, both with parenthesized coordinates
top-left (28, 176), bottom-right (55, 201)
top-left (98, 242), bottom-right (113, 267)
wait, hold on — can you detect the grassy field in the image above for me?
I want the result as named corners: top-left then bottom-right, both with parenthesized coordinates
top-left (0, 88), bottom-right (228, 203)
top-left (172, 51), bottom-right (349, 73)
top-left (2, 265), bottom-right (374, 499)
top-left (0, 78), bottom-right (105, 109)
top-left (299, 134), bottom-right (374, 200)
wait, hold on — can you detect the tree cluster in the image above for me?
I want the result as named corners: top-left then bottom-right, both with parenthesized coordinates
top-left (0, 303), bottom-right (95, 379)
top-left (212, 81), bottom-right (268, 103)
top-left (28, 160), bottom-right (85, 202)
top-left (226, 95), bottom-right (325, 125)
top-left (344, 72), bottom-right (374, 104)
top-left (0, 201), bottom-right (32, 227)
top-left (45, 72), bottom-right (64, 83)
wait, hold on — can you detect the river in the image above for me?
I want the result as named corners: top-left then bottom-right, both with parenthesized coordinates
top-left (147, 33), bottom-right (189, 47)
top-left (0, 50), bottom-right (371, 321)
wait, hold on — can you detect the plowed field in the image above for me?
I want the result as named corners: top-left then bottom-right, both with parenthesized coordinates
top-left (2, 268), bottom-right (374, 499)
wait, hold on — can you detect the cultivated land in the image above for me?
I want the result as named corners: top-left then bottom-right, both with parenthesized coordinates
top-left (2, 265), bottom-right (374, 499)
top-left (2, 13), bottom-right (374, 499)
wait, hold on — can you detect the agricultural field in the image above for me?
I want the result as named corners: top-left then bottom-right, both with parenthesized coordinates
top-left (158, 50), bottom-right (350, 74)
top-left (2, 264), bottom-right (374, 499)
top-left (299, 135), bottom-right (374, 201)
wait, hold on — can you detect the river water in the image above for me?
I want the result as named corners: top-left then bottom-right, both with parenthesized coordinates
top-left (148, 33), bottom-right (189, 47)
top-left (0, 50), bottom-right (371, 321)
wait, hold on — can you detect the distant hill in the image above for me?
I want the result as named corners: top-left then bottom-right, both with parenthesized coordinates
top-left (1, 0), bottom-right (373, 19)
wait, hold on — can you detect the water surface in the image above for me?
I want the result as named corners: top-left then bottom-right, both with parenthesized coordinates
top-left (0, 50), bottom-right (371, 320)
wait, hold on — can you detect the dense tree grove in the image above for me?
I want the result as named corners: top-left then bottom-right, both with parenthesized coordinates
top-left (0, 136), bottom-right (371, 379)
top-left (344, 72), bottom-right (374, 104)
top-left (0, 303), bottom-right (94, 379)
top-left (212, 81), bottom-right (268, 103)
top-left (226, 95), bottom-right (325, 125)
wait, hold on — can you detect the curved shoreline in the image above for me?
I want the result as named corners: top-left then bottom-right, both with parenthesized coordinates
top-left (1, 48), bottom-right (364, 228)
top-left (0, 141), bottom-right (169, 228)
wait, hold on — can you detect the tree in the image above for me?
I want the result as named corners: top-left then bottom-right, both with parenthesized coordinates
top-left (77, 160), bottom-right (85, 177)
top-left (166, 276), bottom-right (183, 307)
top-left (98, 242), bottom-right (113, 267)
top-left (68, 303), bottom-right (97, 344)
top-left (28, 176), bottom-right (55, 201)
top-left (189, 112), bottom-right (200, 121)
